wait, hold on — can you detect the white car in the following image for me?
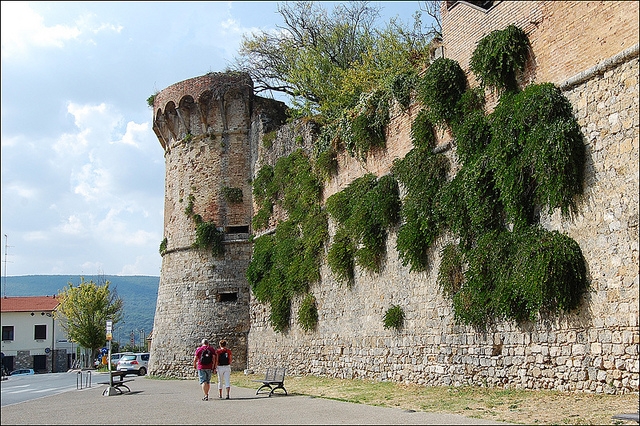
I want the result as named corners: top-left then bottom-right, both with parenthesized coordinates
top-left (10, 368), bottom-right (35, 376)
top-left (116, 353), bottom-right (149, 376)
top-left (110, 352), bottom-right (133, 369)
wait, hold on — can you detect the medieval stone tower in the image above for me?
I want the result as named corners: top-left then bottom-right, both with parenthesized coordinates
top-left (148, 72), bottom-right (285, 376)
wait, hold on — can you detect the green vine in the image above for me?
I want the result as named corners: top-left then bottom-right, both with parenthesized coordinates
top-left (347, 89), bottom-right (391, 159)
top-left (159, 237), bottom-right (167, 256)
top-left (469, 24), bottom-right (530, 93)
top-left (184, 193), bottom-right (224, 257)
top-left (326, 173), bottom-right (400, 279)
top-left (146, 92), bottom-right (157, 108)
top-left (383, 304), bottom-right (405, 330)
top-left (263, 130), bottom-right (277, 148)
top-left (417, 57), bottom-right (467, 128)
top-left (297, 293), bottom-right (319, 332)
top-left (390, 71), bottom-right (418, 110)
top-left (395, 25), bottom-right (587, 325)
top-left (246, 150), bottom-right (328, 332)
top-left (222, 186), bottom-right (243, 203)
top-left (392, 149), bottom-right (449, 271)
top-left (247, 24), bottom-right (589, 330)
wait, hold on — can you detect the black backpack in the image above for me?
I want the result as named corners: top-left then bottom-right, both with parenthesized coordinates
top-left (218, 349), bottom-right (229, 366)
top-left (200, 347), bottom-right (213, 365)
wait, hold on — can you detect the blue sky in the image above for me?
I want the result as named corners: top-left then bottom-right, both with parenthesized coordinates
top-left (1, 1), bottom-right (430, 277)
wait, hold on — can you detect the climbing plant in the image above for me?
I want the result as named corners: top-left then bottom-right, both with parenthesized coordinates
top-left (392, 148), bottom-right (449, 271)
top-left (246, 150), bottom-right (328, 332)
top-left (184, 194), bottom-right (224, 257)
top-left (417, 57), bottom-right (467, 127)
top-left (383, 304), bottom-right (405, 330)
top-left (297, 293), bottom-right (319, 332)
top-left (326, 173), bottom-right (400, 280)
top-left (222, 186), bottom-right (243, 203)
top-left (415, 26), bottom-right (588, 326)
top-left (469, 24), bottom-right (530, 93)
top-left (248, 23), bottom-right (589, 330)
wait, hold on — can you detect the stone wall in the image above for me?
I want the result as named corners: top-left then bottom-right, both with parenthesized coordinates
top-left (151, 3), bottom-right (638, 393)
top-left (246, 35), bottom-right (639, 395)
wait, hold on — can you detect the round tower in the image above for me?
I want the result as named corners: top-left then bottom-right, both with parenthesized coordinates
top-left (148, 72), bottom-right (256, 376)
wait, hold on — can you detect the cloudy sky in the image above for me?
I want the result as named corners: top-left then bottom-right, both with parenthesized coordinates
top-left (1, 1), bottom-right (427, 277)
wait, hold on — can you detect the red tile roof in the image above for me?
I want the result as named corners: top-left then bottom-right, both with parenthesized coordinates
top-left (0, 296), bottom-right (60, 312)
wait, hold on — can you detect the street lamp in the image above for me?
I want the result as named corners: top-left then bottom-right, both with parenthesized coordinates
top-left (116, 323), bottom-right (125, 350)
top-left (139, 329), bottom-right (145, 351)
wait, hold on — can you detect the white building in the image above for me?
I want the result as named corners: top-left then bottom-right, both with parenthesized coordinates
top-left (1, 296), bottom-right (76, 373)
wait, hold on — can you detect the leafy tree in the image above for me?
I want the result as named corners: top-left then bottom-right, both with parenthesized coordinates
top-left (55, 277), bottom-right (124, 361)
top-left (233, 1), bottom-right (432, 119)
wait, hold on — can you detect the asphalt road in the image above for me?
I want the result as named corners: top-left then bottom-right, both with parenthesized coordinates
top-left (1, 371), bottom-right (82, 406)
top-left (1, 371), bottom-right (514, 425)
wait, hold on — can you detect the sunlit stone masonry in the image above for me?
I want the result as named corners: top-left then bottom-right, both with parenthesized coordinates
top-left (149, 1), bottom-right (638, 394)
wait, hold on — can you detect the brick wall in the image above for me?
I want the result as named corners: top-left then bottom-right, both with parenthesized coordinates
top-left (442, 1), bottom-right (639, 86)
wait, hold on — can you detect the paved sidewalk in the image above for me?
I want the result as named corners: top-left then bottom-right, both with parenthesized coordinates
top-left (0, 373), bottom-right (513, 425)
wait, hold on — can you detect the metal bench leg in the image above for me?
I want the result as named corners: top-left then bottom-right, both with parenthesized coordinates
top-left (269, 384), bottom-right (287, 397)
top-left (256, 384), bottom-right (272, 395)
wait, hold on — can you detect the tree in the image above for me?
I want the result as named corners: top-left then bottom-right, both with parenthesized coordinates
top-left (55, 277), bottom-right (124, 362)
top-left (232, 1), bottom-right (433, 119)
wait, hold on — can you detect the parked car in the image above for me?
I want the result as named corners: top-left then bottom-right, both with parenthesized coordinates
top-left (10, 368), bottom-right (35, 376)
top-left (110, 352), bottom-right (133, 370)
top-left (116, 353), bottom-right (149, 376)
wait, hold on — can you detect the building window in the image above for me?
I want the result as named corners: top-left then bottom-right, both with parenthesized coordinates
top-left (225, 225), bottom-right (249, 234)
top-left (447, 1), bottom-right (495, 11)
top-left (217, 292), bottom-right (238, 303)
top-left (34, 324), bottom-right (47, 340)
top-left (2, 325), bottom-right (14, 341)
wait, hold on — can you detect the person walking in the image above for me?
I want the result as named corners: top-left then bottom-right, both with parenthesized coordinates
top-left (216, 339), bottom-right (232, 399)
top-left (193, 339), bottom-right (217, 401)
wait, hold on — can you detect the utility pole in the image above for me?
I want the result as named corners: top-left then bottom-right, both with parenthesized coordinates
top-left (3, 234), bottom-right (12, 298)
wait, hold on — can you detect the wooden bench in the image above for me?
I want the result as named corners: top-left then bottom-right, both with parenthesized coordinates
top-left (253, 367), bottom-right (287, 397)
top-left (98, 370), bottom-right (134, 395)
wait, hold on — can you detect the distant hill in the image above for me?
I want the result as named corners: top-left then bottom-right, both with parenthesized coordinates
top-left (2, 275), bottom-right (158, 345)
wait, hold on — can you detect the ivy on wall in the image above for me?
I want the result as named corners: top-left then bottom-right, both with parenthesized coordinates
top-left (430, 26), bottom-right (588, 325)
top-left (246, 149), bottom-right (328, 332)
top-left (184, 194), bottom-right (224, 257)
top-left (383, 304), bottom-right (405, 330)
top-left (249, 25), bottom-right (590, 331)
top-left (326, 173), bottom-right (401, 281)
top-left (469, 24), bottom-right (530, 93)
top-left (222, 186), bottom-right (243, 203)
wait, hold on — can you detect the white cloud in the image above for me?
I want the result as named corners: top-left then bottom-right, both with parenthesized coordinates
top-left (53, 102), bottom-right (123, 157)
top-left (119, 255), bottom-right (157, 276)
top-left (5, 182), bottom-right (37, 199)
top-left (57, 215), bottom-right (86, 235)
top-left (1, 2), bottom-right (121, 60)
top-left (23, 231), bottom-right (47, 241)
top-left (72, 163), bottom-right (112, 201)
top-left (117, 121), bottom-right (149, 148)
top-left (1, 2), bottom-right (80, 59)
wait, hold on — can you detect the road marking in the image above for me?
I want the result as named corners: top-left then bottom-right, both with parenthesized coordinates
top-left (33, 387), bottom-right (66, 393)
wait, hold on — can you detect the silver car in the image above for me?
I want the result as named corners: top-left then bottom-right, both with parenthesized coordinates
top-left (116, 353), bottom-right (149, 376)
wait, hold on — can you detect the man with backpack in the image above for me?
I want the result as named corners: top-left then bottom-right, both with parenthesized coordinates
top-left (193, 339), bottom-right (217, 401)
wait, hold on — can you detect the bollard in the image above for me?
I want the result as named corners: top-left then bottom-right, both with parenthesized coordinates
top-left (85, 370), bottom-right (92, 388)
top-left (76, 371), bottom-right (83, 390)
